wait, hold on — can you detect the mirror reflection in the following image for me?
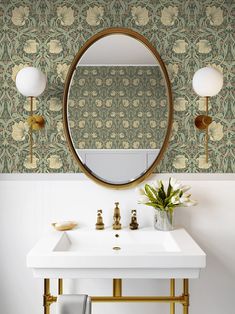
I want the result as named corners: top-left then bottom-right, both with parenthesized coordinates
top-left (66, 33), bottom-right (170, 184)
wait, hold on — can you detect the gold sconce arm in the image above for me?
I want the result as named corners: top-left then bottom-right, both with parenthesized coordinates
top-left (28, 96), bottom-right (45, 163)
top-left (194, 96), bottom-right (212, 163)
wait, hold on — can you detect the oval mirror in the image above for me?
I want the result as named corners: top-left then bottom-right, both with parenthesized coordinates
top-left (63, 28), bottom-right (173, 188)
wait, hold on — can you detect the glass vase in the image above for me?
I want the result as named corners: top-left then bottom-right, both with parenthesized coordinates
top-left (154, 208), bottom-right (174, 231)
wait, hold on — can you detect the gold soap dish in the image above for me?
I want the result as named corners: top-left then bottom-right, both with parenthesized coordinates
top-left (52, 221), bottom-right (78, 231)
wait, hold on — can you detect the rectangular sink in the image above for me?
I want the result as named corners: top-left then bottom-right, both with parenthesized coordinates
top-left (54, 229), bottom-right (180, 253)
top-left (27, 227), bottom-right (206, 279)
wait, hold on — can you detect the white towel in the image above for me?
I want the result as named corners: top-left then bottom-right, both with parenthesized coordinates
top-left (57, 294), bottom-right (91, 314)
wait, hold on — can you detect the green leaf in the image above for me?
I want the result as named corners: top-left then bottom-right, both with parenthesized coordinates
top-left (145, 202), bottom-right (157, 207)
top-left (144, 184), bottom-right (157, 202)
top-left (147, 184), bottom-right (158, 198)
top-left (145, 202), bottom-right (165, 210)
top-left (167, 179), bottom-right (172, 197)
top-left (156, 195), bottom-right (164, 206)
top-left (158, 185), bottom-right (166, 201)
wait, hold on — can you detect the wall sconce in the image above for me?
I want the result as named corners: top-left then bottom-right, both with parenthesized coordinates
top-left (16, 67), bottom-right (47, 163)
top-left (192, 67), bottom-right (223, 163)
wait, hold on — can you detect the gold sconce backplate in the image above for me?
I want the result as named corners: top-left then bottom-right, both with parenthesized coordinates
top-left (194, 115), bottom-right (212, 130)
top-left (27, 115), bottom-right (45, 130)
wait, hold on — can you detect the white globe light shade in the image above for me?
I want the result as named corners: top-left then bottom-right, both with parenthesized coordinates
top-left (16, 67), bottom-right (47, 97)
top-left (192, 67), bottom-right (223, 97)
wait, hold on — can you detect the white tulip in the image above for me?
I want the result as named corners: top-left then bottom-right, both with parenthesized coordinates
top-left (183, 199), bottom-right (197, 207)
top-left (179, 192), bottom-right (197, 207)
top-left (170, 177), bottom-right (182, 190)
top-left (171, 196), bottom-right (180, 205)
top-left (181, 185), bottom-right (191, 192)
top-left (179, 193), bottom-right (190, 204)
top-left (138, 195), bottom-right (150, 204)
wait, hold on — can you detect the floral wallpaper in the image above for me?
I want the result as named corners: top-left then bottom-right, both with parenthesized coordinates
top-left (68, 66), bottom-right (167, 149)
top-left (0, 0), bottom-right (234, 173)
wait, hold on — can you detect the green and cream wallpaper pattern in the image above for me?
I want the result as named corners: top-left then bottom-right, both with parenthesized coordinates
top-left (69, 66), bottom-right (168, 149)
top-left (0, 0), bottom-right (234, 173)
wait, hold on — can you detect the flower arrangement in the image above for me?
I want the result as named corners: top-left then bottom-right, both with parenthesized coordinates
top-left (138, 177), bottom-right (197, 230)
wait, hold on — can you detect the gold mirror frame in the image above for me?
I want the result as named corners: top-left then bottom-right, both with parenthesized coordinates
top-left (63, 28), bottom-right (173, 189)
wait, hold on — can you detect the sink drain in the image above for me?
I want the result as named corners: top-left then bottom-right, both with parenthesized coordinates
top-left (113, 246), bottom-right (121, 250)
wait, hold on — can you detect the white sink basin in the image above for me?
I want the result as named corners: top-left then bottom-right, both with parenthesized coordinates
top-left (27, 227), bottom-right (206, 279)
top-left (54, 229), bottom-right (180, 253)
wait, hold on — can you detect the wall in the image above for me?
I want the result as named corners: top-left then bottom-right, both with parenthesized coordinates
top-left (0, 1), bottom-right (234, 314)
top-left (1, 0), bottom-right (234, 172)
top-left (0, 174), bottom-right (234, 314)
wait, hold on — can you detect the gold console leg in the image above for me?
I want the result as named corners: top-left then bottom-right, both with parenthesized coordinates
top-left (113, 279), bottom-right (122, 297)
top-left (58, 279), bottom-right (63, 295)
top-left (183, 279), bottom-right (189, 314)
top-left (43, 279), bottom-right (57, 314)
top-left (170, 279), bottom-right (175, 314)
top-left (43, 279), bottom-right (50, 314)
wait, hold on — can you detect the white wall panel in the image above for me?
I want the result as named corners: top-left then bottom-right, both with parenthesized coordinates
top-left (0, 174), bottom-right (234, 314)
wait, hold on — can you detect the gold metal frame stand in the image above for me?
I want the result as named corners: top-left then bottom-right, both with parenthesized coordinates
top-left (43, 278), bottom-right (189, 314)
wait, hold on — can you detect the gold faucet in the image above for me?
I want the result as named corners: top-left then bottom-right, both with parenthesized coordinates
top-left (129, 209), bottom-right (139, 230)
top-left (95, 209), bottom-right (104, 230)
top-left (112, 202), bottom-right (122, 230)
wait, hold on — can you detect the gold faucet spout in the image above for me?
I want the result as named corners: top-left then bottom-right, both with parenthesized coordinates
top-left (113, 202), bottom-right (122, 230)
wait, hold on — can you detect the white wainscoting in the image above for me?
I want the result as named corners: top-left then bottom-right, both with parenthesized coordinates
top-left (0, 173), bottom-right (234, 314)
